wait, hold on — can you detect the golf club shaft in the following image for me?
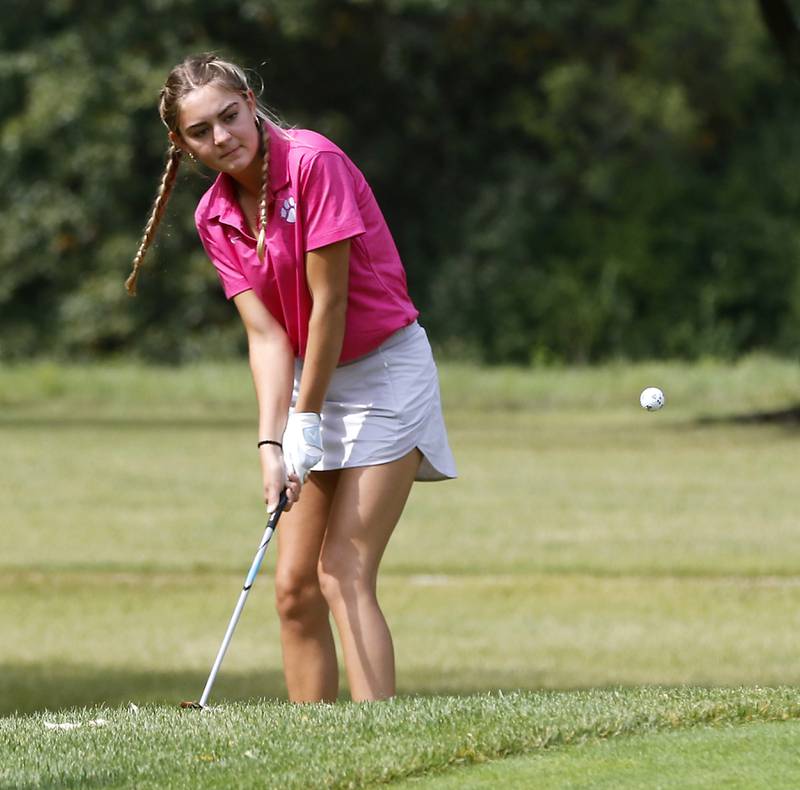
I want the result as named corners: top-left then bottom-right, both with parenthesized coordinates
top-left (197, 493), bottom-right (288, 708)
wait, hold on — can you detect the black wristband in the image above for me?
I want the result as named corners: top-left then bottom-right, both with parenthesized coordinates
top-left (257, 439), bottom-right (283, 450)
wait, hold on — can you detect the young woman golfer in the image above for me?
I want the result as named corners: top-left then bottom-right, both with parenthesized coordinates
top-left (127, 54), bottom-right (456, 702)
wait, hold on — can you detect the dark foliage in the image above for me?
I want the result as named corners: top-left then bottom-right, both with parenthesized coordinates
top-left (2, 0), bottom-right (799, 363)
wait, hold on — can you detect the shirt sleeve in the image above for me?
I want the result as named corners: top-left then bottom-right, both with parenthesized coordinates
top-left (299, 151), bottom-right (367, 252)
top-left (196, 222), bottom-right (251, 300)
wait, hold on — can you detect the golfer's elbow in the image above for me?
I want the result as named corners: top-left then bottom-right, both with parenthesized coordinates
top-left (247, 328), bottom-right (293, 362)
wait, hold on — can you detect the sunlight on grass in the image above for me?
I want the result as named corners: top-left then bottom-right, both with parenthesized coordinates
top-left (396, 720), bottom-right (800, 789)
top-left (1, 359), bottom-right (799, 786)
top-left (1, 689), bottom-right (799, 789)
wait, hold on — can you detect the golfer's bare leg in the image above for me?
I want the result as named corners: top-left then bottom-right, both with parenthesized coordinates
top-left (318, 449), bottom-right (422, 701)
top-left (275, 470), bottom-right (339, 702)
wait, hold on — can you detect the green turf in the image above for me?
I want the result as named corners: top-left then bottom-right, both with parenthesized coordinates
top-left (1, 358), bottom-right (799, 786)
top-left (1, 688), bottom-right (799, 789)
top-left (2, 358), bottom-right (800, 578)
top-left (395, 719), bottom-right (800, 789)
top-left (3, 571), bottom-right (800, 715)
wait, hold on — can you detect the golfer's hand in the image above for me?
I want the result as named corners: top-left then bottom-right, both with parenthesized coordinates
top-left (283, 412), bottom-right (323, 483)
top-left (259, 444), bottom-right (300, 513)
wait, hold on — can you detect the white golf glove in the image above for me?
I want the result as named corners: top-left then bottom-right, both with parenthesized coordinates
top-left (283, 412), bottom-right (323, 482)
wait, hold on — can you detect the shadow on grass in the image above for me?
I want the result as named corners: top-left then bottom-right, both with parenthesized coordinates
top-left (698, 405), bottom-right (800, 428)
top-left (0, 663), bottom-right (288, 716)
top-left (2, 662), bottom-right (553, 716)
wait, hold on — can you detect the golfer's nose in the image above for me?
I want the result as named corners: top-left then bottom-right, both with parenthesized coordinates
top-left (213, 124), bottom-right (231, 146)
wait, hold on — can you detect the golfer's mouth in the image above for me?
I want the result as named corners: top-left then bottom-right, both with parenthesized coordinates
top-left (219, 146), bottom-right (240, 159)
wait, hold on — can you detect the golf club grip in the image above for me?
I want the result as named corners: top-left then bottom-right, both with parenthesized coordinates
top-left (243, 491), bottom-right (289, 590)
top-left (270, 490), bottom-right (289, 527)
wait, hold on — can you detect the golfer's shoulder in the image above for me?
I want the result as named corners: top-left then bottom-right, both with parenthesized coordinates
top-left (286, 128), bottom-right (345, 157)
top-left (285, 129), bottom-right (354, 175)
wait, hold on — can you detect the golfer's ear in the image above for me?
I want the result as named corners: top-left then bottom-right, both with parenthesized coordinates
top-left (168, 130), bottom-right (185, 152)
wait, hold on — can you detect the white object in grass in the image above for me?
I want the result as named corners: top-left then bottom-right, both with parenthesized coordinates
top-left (44, 721), bottom-right (81, 730)
top-left (89, 718), bottom-right (109, 727)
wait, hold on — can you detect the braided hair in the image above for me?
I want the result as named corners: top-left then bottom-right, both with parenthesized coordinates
top-left (126, 53), bottom-right (282, 294)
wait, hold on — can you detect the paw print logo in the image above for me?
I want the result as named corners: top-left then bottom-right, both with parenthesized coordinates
top-left (280, 197), bottom-right (296, 223)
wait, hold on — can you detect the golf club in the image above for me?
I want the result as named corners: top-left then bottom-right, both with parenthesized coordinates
top-left (181, 491), bottom-right (288, 710)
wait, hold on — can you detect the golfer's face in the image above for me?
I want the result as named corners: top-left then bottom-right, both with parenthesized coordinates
top-left (177, 84), bottom-right (259, 173)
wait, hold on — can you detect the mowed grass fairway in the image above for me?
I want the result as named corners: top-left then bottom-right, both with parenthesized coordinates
top-left (1, 357), bottom-right (800, 787)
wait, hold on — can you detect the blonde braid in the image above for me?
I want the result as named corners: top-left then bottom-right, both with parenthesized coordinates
top-left (256, 119), bottom-right (270, 262)
top-left (125, 145), bottom-right (183, 296)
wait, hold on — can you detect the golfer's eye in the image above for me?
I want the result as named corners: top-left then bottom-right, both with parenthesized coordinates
top-left (225, 112), bottom-right (238, 123)
top-left (190, 128), bottom-right (208, 139)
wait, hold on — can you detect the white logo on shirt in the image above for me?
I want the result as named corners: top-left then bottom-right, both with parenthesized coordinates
top-left (280, 197), bottom-right (296, 223)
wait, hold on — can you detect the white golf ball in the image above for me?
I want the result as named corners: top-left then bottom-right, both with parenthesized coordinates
top-left (640, 387), bottom-right (665, 411)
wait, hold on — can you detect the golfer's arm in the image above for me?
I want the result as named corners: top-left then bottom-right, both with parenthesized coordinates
top-left (295, 239), bottom-right (350, 413)
top-left (233, 290), bottom-right (295, 442)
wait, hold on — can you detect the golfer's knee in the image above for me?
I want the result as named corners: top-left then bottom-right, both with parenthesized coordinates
top-left (274, 573), bottom-right (326, 625)
top-left (317, 555), bottom-right (371, 608)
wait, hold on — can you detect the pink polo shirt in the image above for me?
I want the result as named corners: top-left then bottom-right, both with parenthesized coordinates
top-left (195, 127), bottom-right (419, 363)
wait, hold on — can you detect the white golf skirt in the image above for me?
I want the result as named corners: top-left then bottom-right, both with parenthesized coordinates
top-left (291, 321), bottom-right (457, 481)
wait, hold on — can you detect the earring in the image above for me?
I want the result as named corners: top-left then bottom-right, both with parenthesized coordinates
top-left (188, 151), bottom-right (198, 164)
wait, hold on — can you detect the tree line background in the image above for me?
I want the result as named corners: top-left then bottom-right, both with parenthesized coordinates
top-left (2, 0), bottom-right (800, 364)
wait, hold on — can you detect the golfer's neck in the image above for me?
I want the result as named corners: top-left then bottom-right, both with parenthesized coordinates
top-left (230, 159), bottom-right (262, 199)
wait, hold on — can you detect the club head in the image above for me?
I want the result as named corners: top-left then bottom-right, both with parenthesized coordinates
top-left (180, 700), bottom-right (204, 710)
